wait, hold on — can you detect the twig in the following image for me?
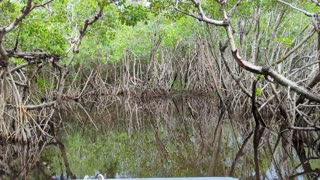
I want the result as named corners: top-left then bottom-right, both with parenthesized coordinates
top-left (76, 102), bottom-right (98, 130)
top-left (290, 126), bottom-right (320, 131)
top-left (273, 30), bottom-right (316, 65)
top-left (277, 0), bottom-right (313, 17)
top-left (77, 70), bottom-right (94, 99)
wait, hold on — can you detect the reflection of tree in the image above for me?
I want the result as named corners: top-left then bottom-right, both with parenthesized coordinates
top-left (29, 97), bottom-right (320, 178)
top-left (229, 131), bottom-right (253, 176)
top-left (253, 126), bottom-right (265, 180)
top-left (0, 142), bottom-right (46, 179)
top-left (95, 97), bottom-right (320, 178)
top-left (291, 130), bottom-right (320, 179)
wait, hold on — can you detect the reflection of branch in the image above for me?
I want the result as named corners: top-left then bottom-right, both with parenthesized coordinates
top-left (229, 131), bottom-right (253, 176)
top-left (294, 156), bottom-right (320, 170)
top-left (0, 159), bottom-right (11, 175)
top-left (76, 102), bottom-right (98, 130)
top-left (289, 169), bottom-right (320, 179)
top-left (55, 140), bottom-right (75, 178)
top-left (253, 126), bottom-right (265, 180)
top-left (292, 131), bottom-right (314, 177)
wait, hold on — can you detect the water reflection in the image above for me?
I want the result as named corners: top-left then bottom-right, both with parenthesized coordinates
top-left (56, 97), bottom-right (320, 179)
top-left (1, 97), bottom-right (320, 179)
top-left (0, 140), bottom-right (46, 179)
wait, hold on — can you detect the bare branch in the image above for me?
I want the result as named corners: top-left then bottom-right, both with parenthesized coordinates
top-left (177, 0), bottom-right (320, 103)
top-left (77, 70), bottom-right (94, 99)
top-left (0, 0), bottom-right (55, 67)
top-left (7, 101), bottom-right (57, 110)
top-left (32, 0), bottom-right (54, 9)
top-left (7, 50), bottom-right (61, 61)
top-left (264, 67), bottom-right (320, 102)
top-left (58, 8), bottom-right (104, 96)
top-left (67, 9), bottom-right (104, 66)
top-left (290, 126), bottom-right (320, 131)
top-left (10, 61), bottom-right (39, 73)
top-left (174, 0), bottom-right (226, 26)
top-left (228, 0), bottom-right (241, 17)
top-left (0, 0), bottom-right (33, 34)
top-left (277, 0), bottom-right (313, 17)
top-left (274, 29), bottom-right (316, 65)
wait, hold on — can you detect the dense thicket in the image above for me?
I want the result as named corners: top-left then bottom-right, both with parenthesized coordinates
top-left (0, 0), bottom-right (320, 178)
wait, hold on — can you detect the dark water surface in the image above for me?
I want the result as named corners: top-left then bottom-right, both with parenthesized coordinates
top-left (1, 96), bottom-right (320, 179)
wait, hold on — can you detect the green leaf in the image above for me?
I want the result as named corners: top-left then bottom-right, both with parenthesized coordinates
top-left (256, 87), bottom-right (262, 97)
top-left (256, 74), bottom-right (264, 79)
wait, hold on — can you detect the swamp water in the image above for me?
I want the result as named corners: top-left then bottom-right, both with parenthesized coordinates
top-left (1, 96), bottom-right (320, 179)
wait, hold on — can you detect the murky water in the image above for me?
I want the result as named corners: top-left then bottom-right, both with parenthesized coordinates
top-left (1, 96), bottom-right (320, 179)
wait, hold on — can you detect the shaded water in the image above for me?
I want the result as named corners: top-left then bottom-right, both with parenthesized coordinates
top-left (1, 96), bottom-right (320, 179)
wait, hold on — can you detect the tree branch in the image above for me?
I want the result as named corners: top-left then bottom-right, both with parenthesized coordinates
top-left (0, 0), bottom-right (33, 34)
top-left (273, 30), bottom-right (316, 65)
top-left (277, 0), bottom-right (313, 17)
top-left (175, 0), bottom-right (227, 26)
top-left (58, 8), bottom-right (104, 96)
top-left (176, 0), bottom-right (320, 103)
top-left (7, 50), bottom-right (61, 61)
top-left (0, 0), bottom-right (55, 67)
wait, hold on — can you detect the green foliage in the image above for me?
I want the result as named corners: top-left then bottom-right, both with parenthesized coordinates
top-left (119, 4), bottom-right (150, 26)
top-left (311, 159), bottom-right (320, 169)
top-left (256, 74), bottom-right (264, 79)
top-left (0, 0), bottom-right (16, 15)
top-left (9, 57), bottom-right (24, 65)
top-left (97, 0), bottom-right (109, 9)
top-left (99, 14), bottom-right (202, 62)
top-left (19, 17), bottom-right (67, 54)
top-left (2, 0), bottom-right (318, 80)
top-left (149, 0), bottom-right (182, 20)
top-left (41, 129), bottom-right (161, 178)
top-left (107, 21), bottom-right (153, 62)
top-left (277, 36), bottom-right (293, 47)
top-left (162, 16), bottom-right (202, 47)
top-left (36, 77), bottom-right (53, 91)
top-left (256, 87), bottom-right (262, 97)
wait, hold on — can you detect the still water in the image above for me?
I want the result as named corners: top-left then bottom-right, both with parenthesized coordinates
top-left (1, 96), bottom-right (320, 179)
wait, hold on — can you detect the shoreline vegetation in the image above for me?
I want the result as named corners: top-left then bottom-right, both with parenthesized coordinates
top-left (0, 0), bottom-right (319, 179)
